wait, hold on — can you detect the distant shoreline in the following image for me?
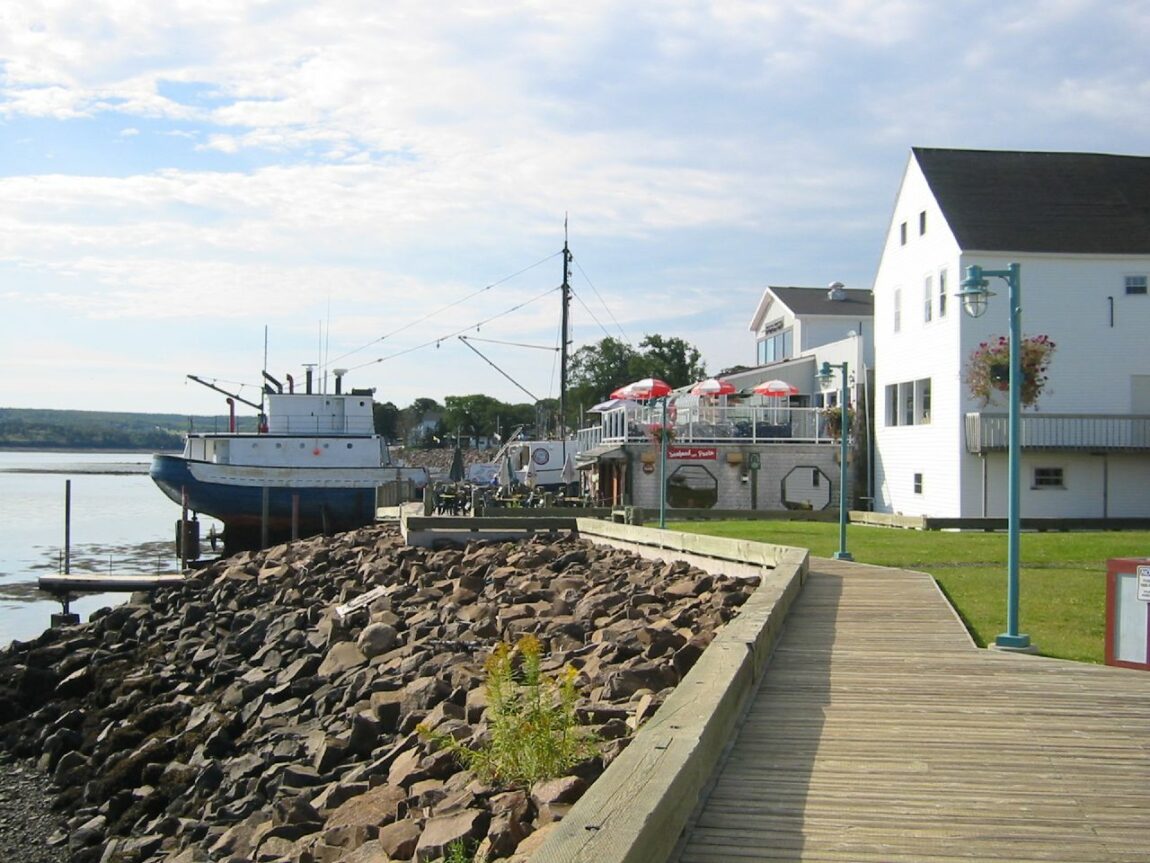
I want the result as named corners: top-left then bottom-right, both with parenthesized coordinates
top-left (0, 447), bottom-right (163, 453)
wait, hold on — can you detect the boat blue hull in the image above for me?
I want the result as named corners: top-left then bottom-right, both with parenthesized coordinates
top-left (150, 454), bottom-right (378, 547)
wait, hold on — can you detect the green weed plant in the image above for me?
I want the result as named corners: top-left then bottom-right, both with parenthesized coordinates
top-left (421, 634), bottom-right (596, 788)
top-left (442, 839), bottom-right (481, 863)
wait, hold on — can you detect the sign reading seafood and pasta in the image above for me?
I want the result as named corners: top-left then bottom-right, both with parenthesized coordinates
top-left (667, 446), bottom-right (718, 460)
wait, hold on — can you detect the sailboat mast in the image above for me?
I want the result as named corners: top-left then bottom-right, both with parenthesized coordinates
top-left (559, 221), bottom-right (572, 439)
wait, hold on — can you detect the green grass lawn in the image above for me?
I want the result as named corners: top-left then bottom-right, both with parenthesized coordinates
top-left (667, 519), bottom-right (1150, 664)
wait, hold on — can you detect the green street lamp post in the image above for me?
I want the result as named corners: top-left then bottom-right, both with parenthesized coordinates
top-left (658, 394), bottom-right (668, 529)
top-left (956, 262), bottom-right (1032, 651)
top-left (818, 360), bottom-right (853, 561)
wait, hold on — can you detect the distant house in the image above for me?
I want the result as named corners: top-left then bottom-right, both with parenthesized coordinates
top-left (406, 411), bottom-right (444, 447)
top-left (872, 147), bottom-right (1150, 519)
top-left (749, 283), bottom-right (875, 371)
top-left (745, 283), bottom-right (875, 412)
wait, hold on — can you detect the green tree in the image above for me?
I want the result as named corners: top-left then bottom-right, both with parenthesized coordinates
top-left (501, 402), bottom-right (539, 439)
top-left (443, 394), bottom-right (504, 438)
top-left (566, 334), bottom-right (707, 424)
top-left (373, 401), bottom-right (400, 441)
top-left (567, 337), bottom-right (640, 412)
top-left (633, 334), bottom-right (707, 388)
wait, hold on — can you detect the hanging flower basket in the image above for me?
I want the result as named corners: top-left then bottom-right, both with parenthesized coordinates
top-left (820, 405), bottom-right (855, 440)
top-left (645, 422), bottom-right (675, 445)
top-left (965, 334), bottom-right (1055, 407)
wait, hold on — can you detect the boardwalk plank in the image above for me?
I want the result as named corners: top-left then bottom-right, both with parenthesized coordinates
top-left (672, 558), bottom-right (1150, 863)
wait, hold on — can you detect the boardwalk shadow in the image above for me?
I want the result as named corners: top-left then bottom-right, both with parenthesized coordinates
top-left (672, 565), bottom-right (842, 863)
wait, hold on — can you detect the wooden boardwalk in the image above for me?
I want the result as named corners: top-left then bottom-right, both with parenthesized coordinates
top-left (674, 559), bottom-right (1150, 863)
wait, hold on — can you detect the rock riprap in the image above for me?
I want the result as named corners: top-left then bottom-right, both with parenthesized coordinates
top-left (0, 524), bottom-right (756, 862)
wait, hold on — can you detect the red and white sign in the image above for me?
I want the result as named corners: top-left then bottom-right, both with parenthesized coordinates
top-left (667, 445), bottom-right (717, 460)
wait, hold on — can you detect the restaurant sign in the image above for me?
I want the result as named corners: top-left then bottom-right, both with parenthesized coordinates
top-left (667, 445), bottom-right (718, 460)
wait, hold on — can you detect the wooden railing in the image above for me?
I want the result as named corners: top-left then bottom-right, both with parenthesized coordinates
top-left (964, 412), bottom-right (1150, 453)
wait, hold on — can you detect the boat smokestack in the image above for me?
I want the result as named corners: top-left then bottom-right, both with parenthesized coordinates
top-left (226, 398), bottom-right (236, 433)
top-left (333, 368), bottom-right (348, 395)
top-left (286, 373), bottom-right (294, 394)
top-left (304, 365), bottom-right (314, 394)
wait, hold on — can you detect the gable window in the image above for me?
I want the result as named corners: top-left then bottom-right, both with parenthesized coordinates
top-left (1033, 467), bottom-right (1065, 489)
top-left (1125, 275), bottom-right (1148, 295)
top-left (913, 473), bottom-right (923, 494)
top-left (923, 276), bottom-right (933, 322)
top-left (757, 325), bottom-right (793, 364)
top-left (918, 211), bottom-right (927, 235)
top-left (893, 288), bottom-right (902, 333)
top-left (938, 269), bottom-right (947, 317)
top-left (899, 222), bottom-right (907, 246)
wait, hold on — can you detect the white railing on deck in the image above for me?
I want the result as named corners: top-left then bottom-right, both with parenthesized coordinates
top-left (964, 412), bottom-right (1150, 453)
top-left (578, 405), bottom-right (838, 446)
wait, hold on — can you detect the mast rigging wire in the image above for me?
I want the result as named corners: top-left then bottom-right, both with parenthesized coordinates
top-left (573, 257), bottom-right (629, 343)
top-left (459, 335), bottom-right (559, 352)
top-left (328, 252), bottom-right (561, 365)
top-left (345, 284), bottom-right (561, 372)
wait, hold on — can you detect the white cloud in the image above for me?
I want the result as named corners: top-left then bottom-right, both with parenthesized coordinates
top-left (2, 1), bottom-right (1150, 412)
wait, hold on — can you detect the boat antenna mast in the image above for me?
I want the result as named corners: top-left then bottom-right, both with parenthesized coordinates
top-left (559, 216), bottom-right (572, 440)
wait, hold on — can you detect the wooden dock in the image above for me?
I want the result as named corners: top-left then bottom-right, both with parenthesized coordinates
top-left (673, 558), bottom-right (1150, 863)
top-left (37, 573), bottom-right (186, 593)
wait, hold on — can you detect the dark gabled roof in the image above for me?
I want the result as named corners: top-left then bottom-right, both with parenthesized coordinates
top-left (769, 286), bottom-right (874, 316)
top-left (913, 147), bottom-right (1150, 254)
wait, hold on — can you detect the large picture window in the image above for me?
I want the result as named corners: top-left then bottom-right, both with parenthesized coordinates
top-left (885, 377), bottom-right (932, 426)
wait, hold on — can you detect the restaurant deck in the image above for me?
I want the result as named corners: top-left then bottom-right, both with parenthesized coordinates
top-left (673, 558), bottom-right (1150, 863)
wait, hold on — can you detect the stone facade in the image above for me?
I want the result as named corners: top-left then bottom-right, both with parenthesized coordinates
top-left (623, 442), bottom-right (851, 513)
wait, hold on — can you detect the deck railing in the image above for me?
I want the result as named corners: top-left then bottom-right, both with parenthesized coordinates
top-left (577, 405), bottom-right (838, 448)
top-left (964, 412), bottom-right (1150, 453)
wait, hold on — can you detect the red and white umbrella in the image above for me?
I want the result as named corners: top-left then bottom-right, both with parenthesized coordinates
top-left (753, 379), bottom-right (799, 397)
top-left (690, 377), bottom-right (736, 397)
top-left (610, 377), bottom-right (672, 401)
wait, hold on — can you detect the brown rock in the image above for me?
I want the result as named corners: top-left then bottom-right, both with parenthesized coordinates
top-left (414, 808), bottom-right (490, 862)
top-left (376, 818), bottom-right (422, 859)
top-left (318, 641), bottom-right (368, 678)
top-left (325, 783), bottom-right (407, 830)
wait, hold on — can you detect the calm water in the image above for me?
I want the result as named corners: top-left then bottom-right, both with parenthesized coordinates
top-left (0, 451), bottom-right (222, 646)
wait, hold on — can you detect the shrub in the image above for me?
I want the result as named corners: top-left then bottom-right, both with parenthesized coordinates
top-left (420, 634), bottom-right (596, 788)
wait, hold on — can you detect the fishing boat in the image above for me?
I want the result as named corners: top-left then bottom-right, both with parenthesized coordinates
top-left (150, 369), bottom-right (425, 551)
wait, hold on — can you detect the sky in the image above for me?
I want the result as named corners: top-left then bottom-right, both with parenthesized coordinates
top-left (3, 1), bottom-right (1150, 417)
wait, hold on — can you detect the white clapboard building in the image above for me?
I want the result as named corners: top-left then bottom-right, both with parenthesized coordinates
top-left (872, 147), bottom-right (1150, 518)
